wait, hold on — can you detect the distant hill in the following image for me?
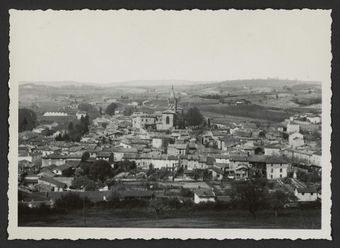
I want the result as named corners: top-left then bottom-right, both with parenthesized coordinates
top-left (19, 78), bottom-right (321, 90)
top-left (19, 80), bottom-right (213, 88)
top-left (197, 79), bottom-right (321, 88)
top-left (19, 81), bottom-right (94, 87)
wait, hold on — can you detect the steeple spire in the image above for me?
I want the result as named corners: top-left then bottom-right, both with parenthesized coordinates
top-left (168, 85), bottom-right (177, 111)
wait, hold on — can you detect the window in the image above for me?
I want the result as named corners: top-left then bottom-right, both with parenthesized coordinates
top-left (271, 169), bottom-right (273, 173)
top-left (311, 193), bottom-right (313, 195)
top-left (166, 116), bottom-right (170, 124)
top-left (280, 174), bottom-right (282, 178)
top-left (280, 168), bottom-right (282, 172)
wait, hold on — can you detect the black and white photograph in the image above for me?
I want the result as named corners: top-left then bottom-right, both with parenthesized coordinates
top-left (7, 9), bottom-right (332, 240)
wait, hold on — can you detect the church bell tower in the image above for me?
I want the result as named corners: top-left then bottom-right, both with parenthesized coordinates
top-left (168, 85), bottom-right (178, 111)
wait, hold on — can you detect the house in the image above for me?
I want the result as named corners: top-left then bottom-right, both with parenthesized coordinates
top-left (193, 189), bottom-right (216, 204)
top-left (209, 167), bottom-right (224, 180)
top-left (18, 160), bottom-right (34, 173)
top-left (43, 112), bottom-right (68, 117)
top-left (248, 155), bottom-right (289, 179)
top-left (137, 154), bottom-right (179, 170)
top-left (18, 150), bottom-right (32, 162)
top-left (234, 165), bottom-right (249, 180)
top-left (132, 113), bottom-right (156, 129)
top-left (289, 132), bottom-right (304, 148)
top-left (294, 187), bottom-right (318, 202)
top-left (52, 164), bottom-right (73, 176)
top-left (266, 161), bottom-right (289, 179)
top-left (38, 166), bottom-right (57, 178)
top-left (96, 151), bottom-right (114, 162)
top-left (306, 116), bottom-right (321, 124)
top-left (264, 144), bottom-right (281, 156)
top-left (214, 154), bottom-right (230, 164)
top-left (23, 174), bottom-right (39, 187)
top-left (233, 129), bottom-right (252, 138)
top-left (113, 147), bottom-right (138, 162)
top-left (311, 152), bottom-right (321, 167)
top-left (76, 111), bottom-right (87, 120)
top-left (167, 143), bottom-right (187, 156)
top-left (37, 177), bottom-right (67, 192)
top-left (221, 136), bottom-right (240, 151)
top-left (229, 155), bottom-right (249, 170)
top-left (152, 137), bottom-right (163, 149)
top-left (287, 122), bottom-right (300, 134)
top-left (42, 154), bottom-right (66, 167)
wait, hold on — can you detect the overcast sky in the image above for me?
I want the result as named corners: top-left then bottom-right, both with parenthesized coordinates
top-left (9, 10), bottom-right (331, 84)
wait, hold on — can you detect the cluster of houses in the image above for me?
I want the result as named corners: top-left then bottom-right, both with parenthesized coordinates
top-left (18, 86), bottom-right (322, 205)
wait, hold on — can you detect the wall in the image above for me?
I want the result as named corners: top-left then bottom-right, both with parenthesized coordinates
top-left (194, 194), bottom-right (215, 204)
top-left (294, 190), bottom-right (318, 202)
top-left (266, 163), bottom-right (289, 179)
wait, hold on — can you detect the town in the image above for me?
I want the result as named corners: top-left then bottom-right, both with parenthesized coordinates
top-left (17, 81), bottom-right (322, 228)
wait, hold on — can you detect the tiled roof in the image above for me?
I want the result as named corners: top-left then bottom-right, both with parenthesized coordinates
top-left (296, 187), bottom-right (318, 194)
top-left (194, 189), bottom-right (215, 198)
top-left (39, 176), bottom-right (66, 188)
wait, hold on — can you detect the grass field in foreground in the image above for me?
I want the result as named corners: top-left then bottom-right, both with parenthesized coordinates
top-left (19, 207), bottom-right (321, 229)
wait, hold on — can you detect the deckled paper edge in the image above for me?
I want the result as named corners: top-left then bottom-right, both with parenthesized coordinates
top-left (7, 9), bottom-right (333, 240)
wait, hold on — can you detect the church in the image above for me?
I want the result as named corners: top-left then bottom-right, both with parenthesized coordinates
top-left (157, 85), bottom-right (182, 130)
top-left (132, 86), bottom-right (182, 131)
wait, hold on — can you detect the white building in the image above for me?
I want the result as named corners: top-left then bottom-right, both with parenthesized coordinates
top-left (43, 112), bottom-right (68, 117)
top-left (136, 154), bottom-right (179, 170)
top-left (264, 144), bottom-right (281, 156)
top-left (306, 116), bottom-right (321, 124)
top-left (167, 143), bottom-right (187, 156)
top-left (266, 163), bottom-right (289, 179)
top-left (152, 138), bottom-right (163, 149)
top-left (193, 190), bottom-right (216, 204)
top-left (287, 122), bottom-right (300, 134)
top-left (76, 111), bottom-right (87, 120)
top-left (157, 110), bottom-right (176, 130)
top-left (289, 132), bottom-right (304, 148)
top-left (132, 113), bottom-right (156, 129)
top-left (294, 188), bottom-right (318, 202)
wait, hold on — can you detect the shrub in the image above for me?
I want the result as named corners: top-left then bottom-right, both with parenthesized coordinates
top-left (55, 193), bottom-right (92, 210)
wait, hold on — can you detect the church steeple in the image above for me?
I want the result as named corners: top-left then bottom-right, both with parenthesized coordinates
top-left (168, 85), bottom-right (178, 111)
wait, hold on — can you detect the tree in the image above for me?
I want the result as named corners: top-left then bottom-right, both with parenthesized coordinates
top-left (115, 160), bottom-right (137, 172)
top-left (184, 107), bottom-right (204, 128)
top-left (101, 122), bottom-right (108, 129)
top-left (203, 169), bottom-right (212, 181)
top-left (267, 190), bottom-right (296, 217)
top-left (105, 103), bottom-right (118, 115)
top-left (123, 106), bottom-right (134, 116)
top-left (231, 178), bottom-right (268, 218)
top-left (176, 167), bottom-right (184, 177)
top-left (81, 151), bottom-right (90, 162)
top-left (71, 176), bottom-right (96, 191)
top-left (55, 193), bottom-right (92, 209)
top-left (68, 122), bottom-right (74, 130)
top-left (88, 160), bottom-right (113, 182)
top-left (55, 133), bottom-right (63, 141)
top-left (19, 108), bottom-right (37, 132)
top-left (174, 113), bottom-right (186, 129)
top-left (193, 169), bottom-right (201, 181)
top-left (149, 198), bottom-right (167, 218)
top-left (78, 103), bottom-right (97, 113)
top-left (79, 114), bottom-right (90, 133)
top-left (62, 167), bottom-right (75, 177)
